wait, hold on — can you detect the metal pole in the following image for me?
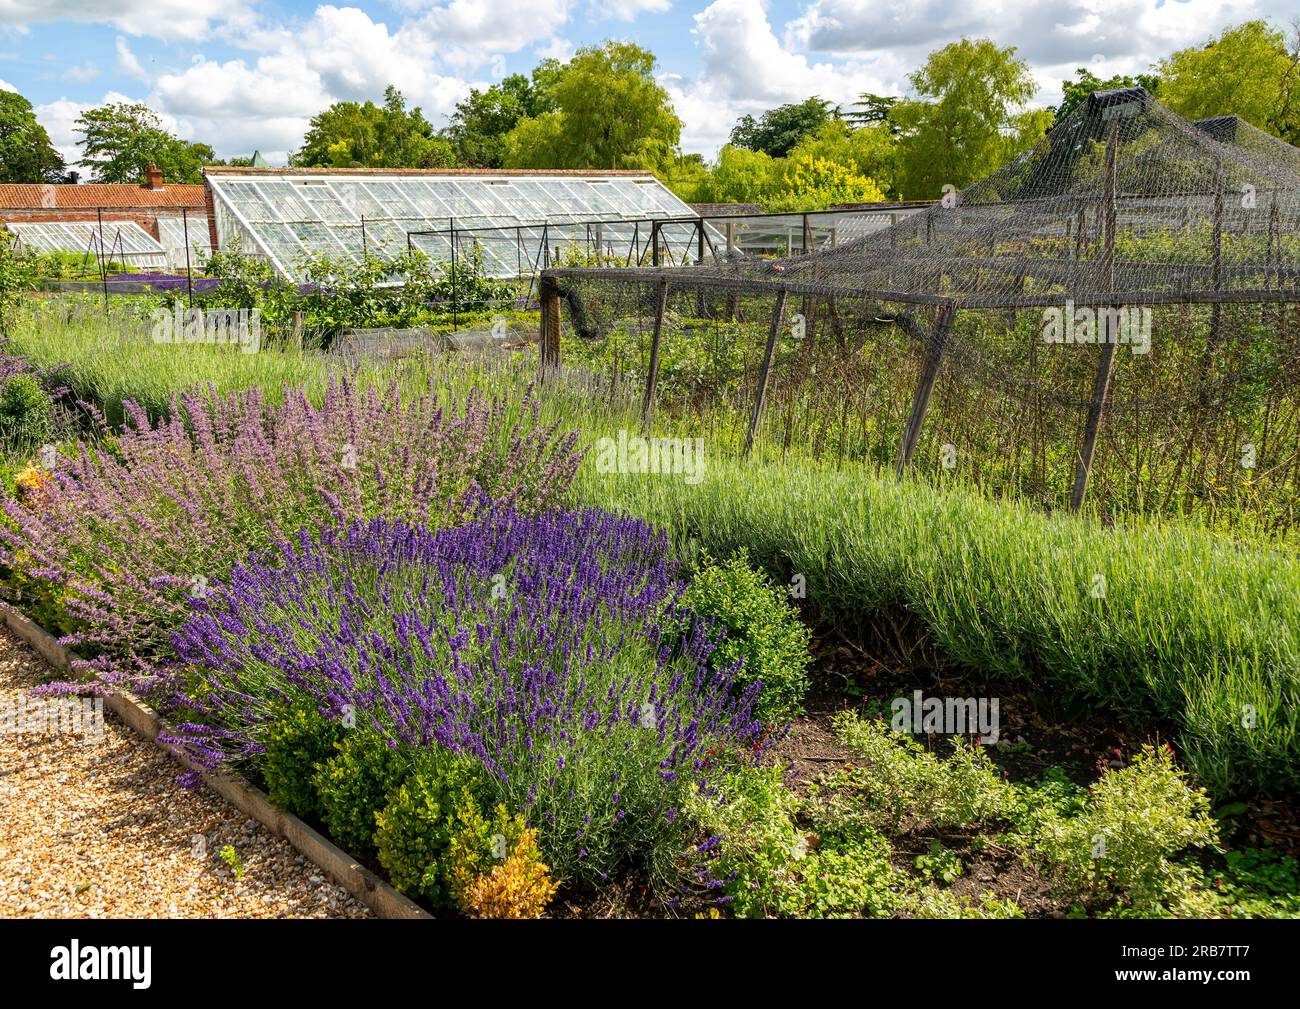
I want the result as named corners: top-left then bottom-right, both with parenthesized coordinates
top-left (641, 279), bottom-right (670, 429)
top-left (96, 208), bottom-right (109, 319)
top-left (449, 217), bottom-right (456, 331)
top-left (182, 207), bottom-right (194, 309)
top-left (361, 215), bottom-right (368, 263)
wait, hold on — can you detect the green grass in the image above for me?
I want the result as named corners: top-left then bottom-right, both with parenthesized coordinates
top-left (570, 456), bottom-right (1300, 798)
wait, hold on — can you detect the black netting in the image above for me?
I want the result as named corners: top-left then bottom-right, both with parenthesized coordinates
top-left (543, 89), bottom-right (1300, 534)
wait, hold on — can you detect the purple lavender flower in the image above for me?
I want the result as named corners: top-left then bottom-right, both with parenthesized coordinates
top-left (168, 505), bottom-right (767, 885)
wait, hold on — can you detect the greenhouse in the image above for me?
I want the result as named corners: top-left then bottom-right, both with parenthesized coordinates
top-left (203, 167), bottom-right (704, 280)
top-left (6, 220), bottom-right (169, 269)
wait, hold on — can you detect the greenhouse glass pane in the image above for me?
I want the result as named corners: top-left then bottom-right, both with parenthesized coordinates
top-left (513, 180), bottom-right (567, 215)
top-left (294, 182), bottom-right (355, 223)
top-left (223, 181), bottom-right (282, 222)
top-left (256, 181), bottom-right (322, 223)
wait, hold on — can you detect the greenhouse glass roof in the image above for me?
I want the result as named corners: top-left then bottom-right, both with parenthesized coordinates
top-left (157, 214), bottom-right (211, 270)
top-left (6, 220), bottom-right (168, 269)
top-left (204, 168), bottom-right (702, 280)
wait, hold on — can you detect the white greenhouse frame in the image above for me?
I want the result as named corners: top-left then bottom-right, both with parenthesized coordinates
top-left (204, 170), bottom-right (704, 281)
top-left (7, 220), bottom-right (168, 270)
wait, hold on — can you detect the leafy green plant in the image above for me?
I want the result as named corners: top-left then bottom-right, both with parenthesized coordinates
top-left (261, 703), bottom-right (343, 821)
top-left (1208, 846), bottom-right (1300, 918)
top-left (0, 373), bottom-right (53, 452)
top-left (680, 548), bottom-right (812, 722)
top-left (1031, 745), bottom-right (1219, 915)
top-left (373, 750), bottom-right (484, 910)
top-left (914, 840), bottom-right (963, 884)
top-left (218, 844), bottom-right (245, 880)
top-left (0, 231), bottom-right (36, 335)
top-left (313, 731), bottom-right (410, 856)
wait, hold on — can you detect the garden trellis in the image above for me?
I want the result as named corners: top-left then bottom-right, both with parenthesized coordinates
top-left (540, 88), bottom-right (1300, 523)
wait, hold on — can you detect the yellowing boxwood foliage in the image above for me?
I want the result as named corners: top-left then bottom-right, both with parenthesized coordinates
top-left (460, 828), bottom-right (558, 919)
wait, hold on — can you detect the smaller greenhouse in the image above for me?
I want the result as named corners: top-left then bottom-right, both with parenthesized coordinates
top-left (6, 220), bottom-right (169, 270)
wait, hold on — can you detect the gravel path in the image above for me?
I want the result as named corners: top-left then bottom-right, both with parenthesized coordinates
top-left (0, 626), bottom-right (372, 919)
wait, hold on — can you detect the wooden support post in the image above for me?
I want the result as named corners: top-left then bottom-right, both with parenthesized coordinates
top-left (895, 303), bottom-right (954, 474)
top-left (1208, 160), bottom-right (1224, 347)
top-left (641, 279), bottom-right (670, 429)
top-left (743, 289), bottom-right (789, 458)
top-left (538, 277), bottom-right (562, 379)
top-left (1069, 117), bottom-right (1121, 511)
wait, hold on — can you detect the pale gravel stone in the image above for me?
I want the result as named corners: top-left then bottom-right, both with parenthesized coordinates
top-left (0, 626), bottom-right (372, 919)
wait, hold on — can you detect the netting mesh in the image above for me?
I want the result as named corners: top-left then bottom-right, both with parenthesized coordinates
top-left (544, 89), bottom-right (1300, 536)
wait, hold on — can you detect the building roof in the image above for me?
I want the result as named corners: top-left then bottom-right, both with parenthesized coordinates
top-left (203, 166), bottom-right (657, 178)
top-left (0, 182), bottom-right (206, 210)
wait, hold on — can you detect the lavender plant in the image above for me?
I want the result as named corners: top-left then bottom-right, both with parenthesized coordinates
top-left (169, 507), bottom-right (768, 887)
top-left (0, 377), bottom-right (582, 695)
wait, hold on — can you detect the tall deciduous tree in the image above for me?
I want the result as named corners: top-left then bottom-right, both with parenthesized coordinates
top-left (293, 86), bottom-right (455, 168)
top-left (501, 42), bottom-right (681, 173)
top-left (445, 72), bottom-right (554, 168)
top-left (729, 98), bottom-right (836, 158)
top-left (0, 90), bottom-right (65, 183)
top-left (891, 39), bottom-right (1049, 200)
top-left (75, 103), bottom-right (213, 184)
top-left (1159, 20), bottom-right (1300, 144)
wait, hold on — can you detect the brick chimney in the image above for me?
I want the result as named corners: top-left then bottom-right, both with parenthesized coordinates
top-left (144, 163), bottom-right (164, 190)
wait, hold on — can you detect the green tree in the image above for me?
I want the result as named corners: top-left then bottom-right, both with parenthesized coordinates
top-left (766, 153), bottom-right (886, 212)
top-left (730, 97), bottom-right (835, 158)
top-left (891, 38), bottom-right (1048, 200)
top-left (75, 103), bottom-right (213, 185)
top-left (1159, 20), bottom-right (1300, 144)
top-left (0, 90), bottom-right (65, 183)
top-left (293, 86), bottom-right (455, 168)
top-left (692, 145), bottom-right (781, 204)
top-left (663, 152), bottom-right (710, 202)
top-left (501, 42), bottom-right (681, 172)
top-left (445, 72), bottom-right (553, 167)
top-left (789, 120), bottom-right (898, 199)
top-left (845, 94), bottom-right (900, 134)
top-left (1054, 68), bottom-right (1162, 126)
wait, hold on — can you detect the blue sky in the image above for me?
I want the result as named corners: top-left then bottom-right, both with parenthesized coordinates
top-left (0, 1), bottom-right (1292, 167)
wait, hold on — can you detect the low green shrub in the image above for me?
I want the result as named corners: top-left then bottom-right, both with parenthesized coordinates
top-left (1028, 745), bottom-right (1219, 915)
top-left (373, 751), bottom-right (484, 910)
top-left (680, 548), bottom-right (812, 722)
top-left (824, 712), bottom-right (1015, 830)
top-left (313, 732), bottom-right (410, 856)
top-left (0, 373), bottom-right (53, 451)
top-left (261, 704), bottom-right (343, 821)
